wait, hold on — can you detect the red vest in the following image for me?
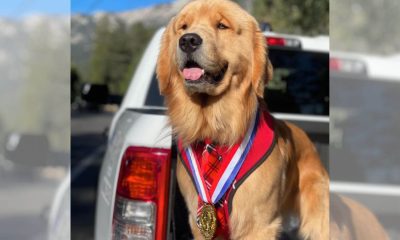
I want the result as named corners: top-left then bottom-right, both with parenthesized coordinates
top-left (177, 110), bottom-right (276, 239)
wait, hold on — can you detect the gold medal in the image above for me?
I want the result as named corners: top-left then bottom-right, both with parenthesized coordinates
top-left (197, 203), bottom-right (217, 240)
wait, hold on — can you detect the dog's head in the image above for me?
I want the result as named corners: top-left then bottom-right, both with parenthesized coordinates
top-left (157, 0), bottom-right (272, 98)
top-left (157, 0), bottom-right (273, 145)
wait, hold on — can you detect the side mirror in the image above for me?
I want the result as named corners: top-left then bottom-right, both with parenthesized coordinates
top-left (4, 133), bottom-right (50, 167)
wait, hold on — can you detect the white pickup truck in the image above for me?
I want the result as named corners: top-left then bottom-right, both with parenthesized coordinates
top-left (329, 52), bottom-right (400, 239)
top-left (94, 28), bottom-right (329, 240)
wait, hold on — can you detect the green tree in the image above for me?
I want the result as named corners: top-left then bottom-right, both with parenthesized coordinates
top-left (20, 19), bottom-right (70, 151)
top-left (121, 23), bottom-right (156, 93)
top-left (71, 66), bottom-right (81, 103)
top-left (234, 0), bottom-right (329, 35)
top-left (89, 15), bottom-right (113, 85)
top-left (331, 0), bottom-right (400, 54)
top-left (106, 21), bottom-right (132, 93)
top-left (89, 18), bottom-right (156, 95)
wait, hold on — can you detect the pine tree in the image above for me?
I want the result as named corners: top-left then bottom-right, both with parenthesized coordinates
top-left (89, 15), bottom-right (113, 85)
top-left (234, 0), bottom-right (328, 35)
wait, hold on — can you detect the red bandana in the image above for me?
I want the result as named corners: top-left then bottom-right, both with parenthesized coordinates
top-left (177, 110), bottom-right (276, 239)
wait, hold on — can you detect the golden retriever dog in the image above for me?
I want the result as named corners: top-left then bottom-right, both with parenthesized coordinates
top-left (157, 0), bottom-right (328, 239)
top-left (330, 194), bottom-right (388, 240)
top-left (157, 0), bottom-right (389, 239)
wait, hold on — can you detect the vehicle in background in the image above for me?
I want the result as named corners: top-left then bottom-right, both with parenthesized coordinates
top-left (72, 83), bottom-right (123, 112)
top-left (330, 52), bottom-right (400, 239)
top-left (95, 28), bottom-right (329, 240)
top-left (3, 133), bottom-right (50, 170)
top-left (0, 132), bottom-right (69, 240)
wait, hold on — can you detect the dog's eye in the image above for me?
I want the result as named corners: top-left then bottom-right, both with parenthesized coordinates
top-left (217, 23), bottom-right (228, 30)
top-left (181, 24), bottom-right (188, 30)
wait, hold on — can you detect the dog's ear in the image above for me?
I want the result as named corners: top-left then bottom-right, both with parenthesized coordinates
top-left (157, 17), bottom-right (176, 95)
top-left (251, 21), bottom-right (267, 98)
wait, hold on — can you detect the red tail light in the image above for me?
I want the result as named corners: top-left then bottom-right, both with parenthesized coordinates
top-left (330, 58), bottom-right (341, 71)
top-left (330, 57), bottom-right (367, 74)
top-left (113, 146), bottom-right (171, 240)
top-left (266, 37), bottom-right (285, 46)
top-left (266, 36), bottom-right (301, 48)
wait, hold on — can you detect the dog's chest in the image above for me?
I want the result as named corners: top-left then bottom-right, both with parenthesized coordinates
top-left (177, 110), bottom-right (277, 237)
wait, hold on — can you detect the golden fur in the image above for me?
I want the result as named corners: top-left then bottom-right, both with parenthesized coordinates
top-left (157, 0), bottom-right (270, 146)
top-left (330, 194), bottom-right (388, 240)
top-left (157, 0), bottom-right (386, 239)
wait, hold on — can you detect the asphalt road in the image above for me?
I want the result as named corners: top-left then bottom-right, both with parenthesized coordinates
top-left (71, 110), bottom-right (114, 240)
top-left (0, 172), bottom-right (59, 240)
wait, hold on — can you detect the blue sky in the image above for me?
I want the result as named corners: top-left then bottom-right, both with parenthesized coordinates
top-left (72, 0), bottom-right (173, 14)
top-left (0, 0), bottom-right (69, 18)
top-left (0, 0), bottom-right (173, 18)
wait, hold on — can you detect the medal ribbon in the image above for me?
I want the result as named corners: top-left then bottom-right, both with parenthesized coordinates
top-left (184, 108), bottom-right (259, 204)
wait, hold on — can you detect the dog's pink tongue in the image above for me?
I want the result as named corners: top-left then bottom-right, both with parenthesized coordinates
top-left (183, 68), bottom-right (203, 81)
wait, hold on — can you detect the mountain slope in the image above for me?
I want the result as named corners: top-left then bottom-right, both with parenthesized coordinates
top-left (71, 0), bottom-right (190, 80)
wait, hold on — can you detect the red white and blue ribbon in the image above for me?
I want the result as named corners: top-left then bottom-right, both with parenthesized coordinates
top-left (184, 108), bottom-right (260, 204)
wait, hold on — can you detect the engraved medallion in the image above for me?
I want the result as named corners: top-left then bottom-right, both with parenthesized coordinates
top-left (197, 203), bottom-right (217, 240)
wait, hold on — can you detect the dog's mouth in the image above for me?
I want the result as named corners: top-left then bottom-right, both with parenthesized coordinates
top-left (181, 60), bottom-right (228, 85)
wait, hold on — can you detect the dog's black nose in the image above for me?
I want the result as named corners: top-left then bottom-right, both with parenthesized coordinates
top-left (179, 33), bottom-right (203, 53)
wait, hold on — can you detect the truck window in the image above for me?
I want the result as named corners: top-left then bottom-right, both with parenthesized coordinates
top-left (266, 48), bottom-right (329, 116)
top-left (331, 75), bottom-right (400, 184)
top-left (145, 73), bottom-right (164, 107)
top-left (145, 48), bottom-right (329, 115)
